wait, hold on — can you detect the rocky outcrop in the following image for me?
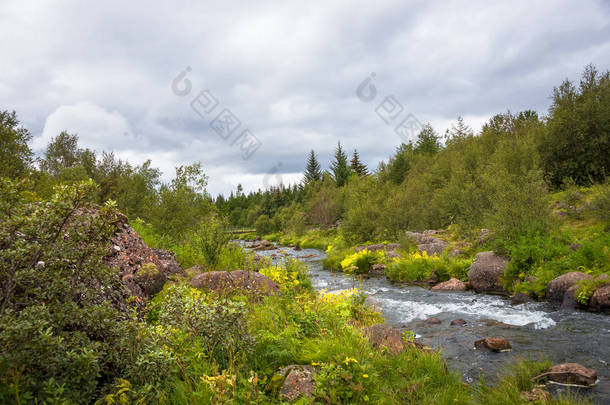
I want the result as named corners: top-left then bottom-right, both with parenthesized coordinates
top-left (279, 365), bottom-right (316, 401)
top-left (468, 251), bottom-right (508, 294)
top-left (104, 216), bottom-right (183, 299)
top-left (418, 240), bottom-right (449, 256)
top-left (190, 270), bottom-right (279, 295)
top-left (474, 337), bottom-right (511, 352)
top-left (431, 278), bottom-right (467, 291)
top-left (545, 272), bottom-right (592, 303)
top-left (533, 363), bottom-right (597, 386)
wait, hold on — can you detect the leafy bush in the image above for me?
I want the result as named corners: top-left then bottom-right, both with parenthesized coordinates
top-left (314, 356), bottom-right (372, 403)
top-left (340, 249), bottom-right (384, 274)
top-left (149, 285), bottom-right (253, 367)
top-left (385, 252), bottom-right (472, 283)
top-left (0, 179), bottom-right (170, 404)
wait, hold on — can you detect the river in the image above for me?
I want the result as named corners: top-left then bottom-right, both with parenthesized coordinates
top-left (245, 242), bottom-right (610, 403)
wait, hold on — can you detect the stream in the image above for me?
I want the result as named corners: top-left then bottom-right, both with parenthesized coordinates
top-left (244, 243), bottom-right (610, 403)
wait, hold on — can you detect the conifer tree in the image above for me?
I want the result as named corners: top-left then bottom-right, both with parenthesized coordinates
top-left (350, 149), bottom-right (369, 177)
top-left (330, 141), bottom-right (350, 187)
top-left (303, 149), bottom-right (322, 184)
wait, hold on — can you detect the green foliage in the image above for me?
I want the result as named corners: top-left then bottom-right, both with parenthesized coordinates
top-left (339, 249), bottom-right (384, 274)
top-left (255, 214), bottom-right (275, 236)
top-left (304, 149), bottom-right (322, 184)
top-left (149, 285), bottom-right (253, 368)
top-left (0, 179), bottom-right (170, 404)
top-left (313, 356), bottom-right (372, 403)
top-left (330, 141), bottom-right (351, 187)
top-left (0, 110), bottom-right (33, 178)
top-left (539, 64), bottom-right (610, 187)
top-left (575, 277), bottom-right (610, 305)
top-left (385, 251), bottom-right (473, 283)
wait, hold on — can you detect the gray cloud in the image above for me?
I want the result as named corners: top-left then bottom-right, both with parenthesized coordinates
top-left (1, 0), bottom-right (609, 195)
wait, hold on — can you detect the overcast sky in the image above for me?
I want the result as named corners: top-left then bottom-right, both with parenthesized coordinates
top-left (2, 1), bottom-right (609, 196)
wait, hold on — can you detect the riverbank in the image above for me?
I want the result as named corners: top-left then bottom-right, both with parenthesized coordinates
top-left (247, 241), bottom-right (609, 404)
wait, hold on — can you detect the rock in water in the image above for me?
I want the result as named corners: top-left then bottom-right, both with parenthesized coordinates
top-left (450, 319), bottom-right (467, 326)
top-left (545, 272), bottom-right (592, 303)
top-left (423, 317), bottom-right (441, 325)
top-left (590, 284), bottom-right (610, 310)
top-left (510, 292), bottom-right (532, 306)
top-left (474, 337), bottom-right (511, 352)
top-left (468, 251), bottom-right (509, 294)
top-left (533, 363), bottom-right (597, 386)
top-left (431, 278), bottom-right (467, 291)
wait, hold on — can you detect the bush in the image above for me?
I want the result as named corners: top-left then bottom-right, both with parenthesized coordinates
top-left (340, 249), bottom-right (384, 274)
top-left (149, 285), bottom-right (253, 367)
top-left (385, 252), bottom-right (472, 283)
top-left (0, 179), bottom-right (169, 404)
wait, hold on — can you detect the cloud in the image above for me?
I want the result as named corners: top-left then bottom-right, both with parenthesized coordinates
top-left (2, 0), bottom-right (609, 195)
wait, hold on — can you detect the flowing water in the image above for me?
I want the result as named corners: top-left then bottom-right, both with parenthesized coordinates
top-left (246, 243), bottom-right (610, 403)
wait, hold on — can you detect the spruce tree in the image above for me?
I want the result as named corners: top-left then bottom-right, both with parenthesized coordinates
top-left (330, 141), bottom-right (350, 187)
top-left (350, 149), bottom-right (369, 177)
top-left (303, 149), bottom-right (322, 184)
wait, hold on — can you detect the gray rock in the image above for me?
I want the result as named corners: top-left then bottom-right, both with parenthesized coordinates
top-left (468, 251), bottom-right (508, 294)
top-left (545, 272), bottom-right (592, 303)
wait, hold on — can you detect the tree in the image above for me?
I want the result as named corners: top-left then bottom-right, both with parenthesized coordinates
top-left (539, 64), bottom-right (610, 186)
top-left (445, 116), bottom-right (473, 145)
top-left (0, 110), bottom-right (33, 178)
top-left (330, 142), bottom-right (350, 187)
top-left (414, 124), bottom-right (441, 155)
top-left (303, 150), bottom-right (322, 184)
top-left (350, 149), bottom-right (369, 177)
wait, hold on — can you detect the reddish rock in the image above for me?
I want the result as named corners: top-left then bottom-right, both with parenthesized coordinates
top-left (370, 263), bottom-right (386, 275)
top-left (474, 337), bottom-right (511, 352)
top-left (450, 319), bottom-right (467, 326)
top-left (362, 324), bottom-right (405, 354)
top-left (590, 283), bottom-right (610, 310)
top-left (431, 278), bottom-right (467, 291)
top-left (533, 363), bottom-right (597, 386)
top-left (545, 272), bottom-right (592, 303)
top-left (190, 270), bottom-right (279, 296)
top-left (468, 251), bottom-right (508, 294)
top-left (424, 317), bottom-right (441, 325)
top-left (279, 365), bottom-right (315, 401)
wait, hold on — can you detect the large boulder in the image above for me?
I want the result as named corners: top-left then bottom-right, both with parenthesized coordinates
top-left (431, 278), bottom-right (467, 291)
top-left (590, 283), bottom-right (610, 310)
top-left (474, 337), bottom-right (511, 352)
top-left (279, 365), bottom-right (316, 401)
top-left (533, 363), bottom-right (597, 386)
top-left (134, 263), bottom-right (166, 296)
top-left (468, 251), bottom-right (508, 294)
top-left (152, 248), bottom-right (183, 275)
top-left (545, 272), bottom-right (592, 303)
top-left (190, 270), bottom-right (279, 296)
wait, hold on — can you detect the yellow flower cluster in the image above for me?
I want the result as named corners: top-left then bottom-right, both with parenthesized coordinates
top-left (340, 249), bottom-right (384, 273)
top-left (317, 288), bottom-right (358, 305)
top-left (260, 265), bottom-right (300, 288)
